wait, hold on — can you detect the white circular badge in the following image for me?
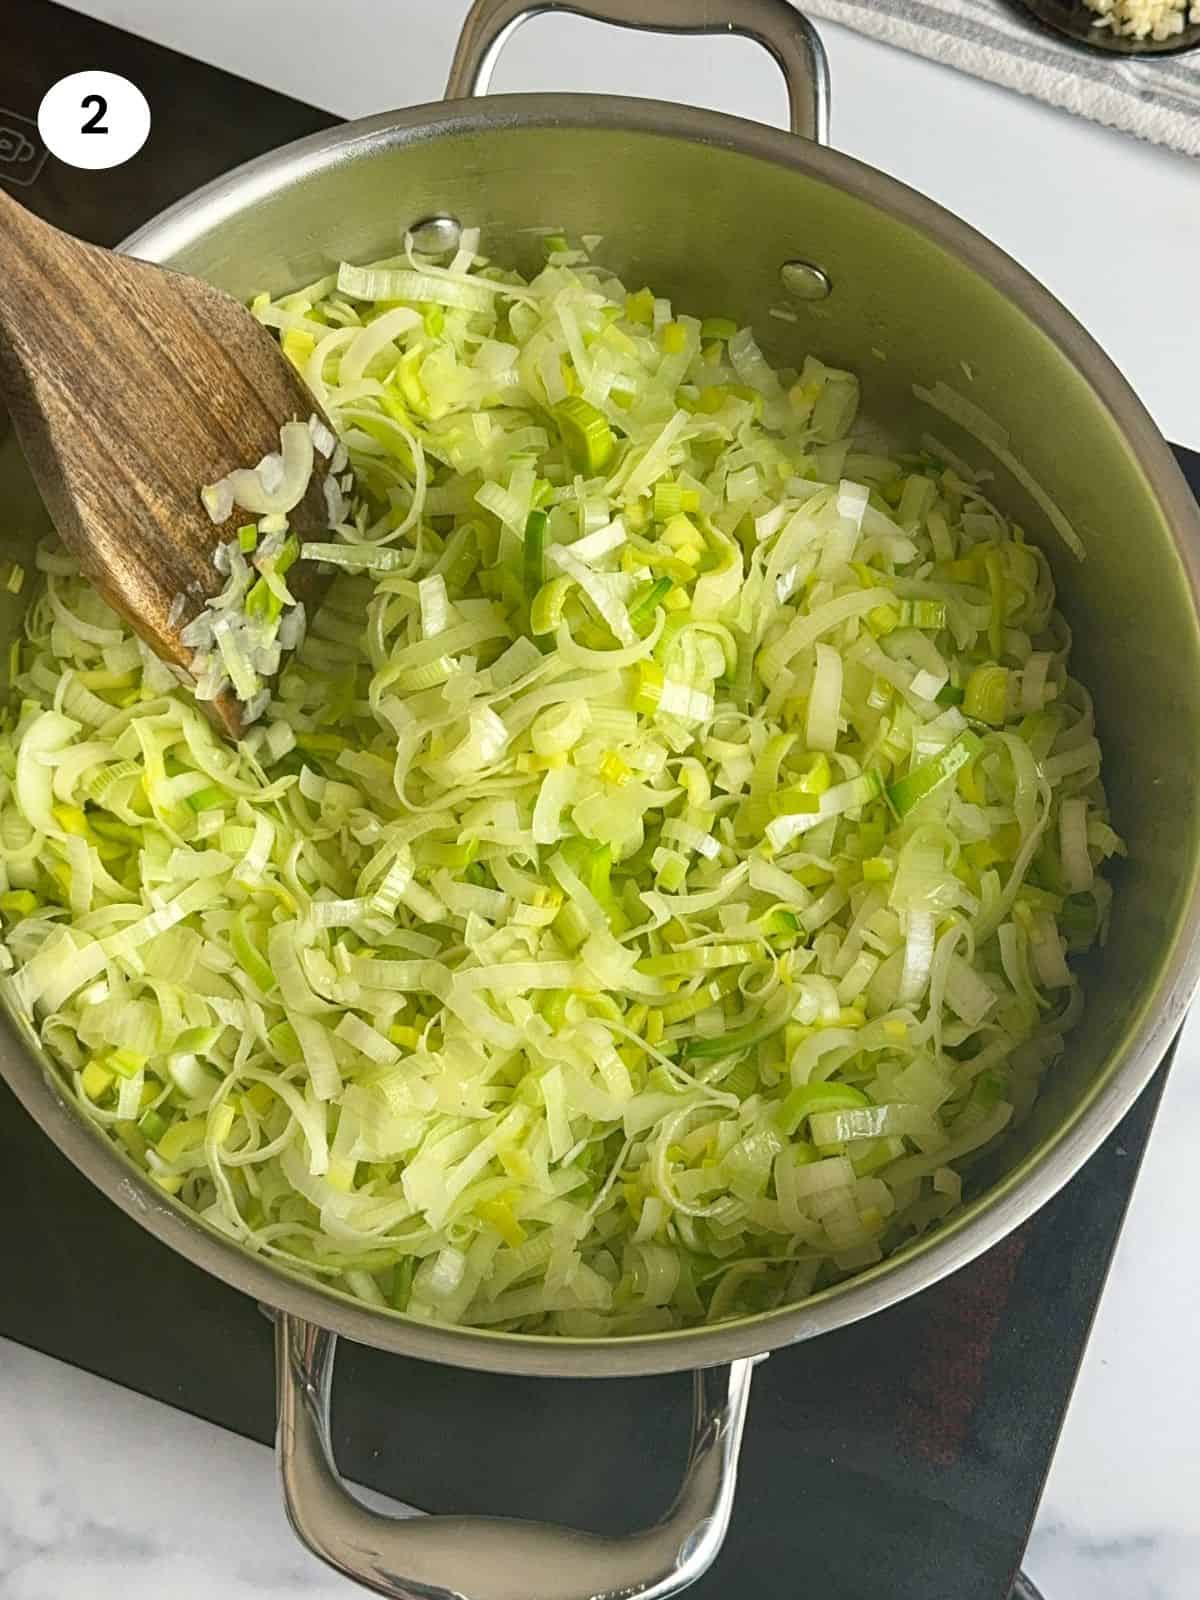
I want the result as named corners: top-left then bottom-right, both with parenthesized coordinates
top-left (37, 71), bottom-right (150, 171)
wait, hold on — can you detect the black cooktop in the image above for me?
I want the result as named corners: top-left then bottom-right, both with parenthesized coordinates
top-left (1, 6), bottom-right (1193, 1597)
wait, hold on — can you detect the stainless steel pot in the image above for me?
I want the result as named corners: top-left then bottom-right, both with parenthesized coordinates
top-left (4, 3), bottom-right (1200, 1596)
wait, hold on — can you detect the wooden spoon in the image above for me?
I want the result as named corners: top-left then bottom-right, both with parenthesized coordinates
top-left (0, 185), bottom-right (333, 739)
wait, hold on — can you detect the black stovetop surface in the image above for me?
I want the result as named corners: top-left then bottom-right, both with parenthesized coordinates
top-left (1, 6), bottom-right (1194, 1597)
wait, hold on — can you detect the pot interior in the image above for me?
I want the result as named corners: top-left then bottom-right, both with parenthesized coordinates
top-left (2, 101), bottom-right (1198, 1364)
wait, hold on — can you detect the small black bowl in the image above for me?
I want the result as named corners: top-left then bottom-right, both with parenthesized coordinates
top-left (1015, 0), bottom-right (1200, 55)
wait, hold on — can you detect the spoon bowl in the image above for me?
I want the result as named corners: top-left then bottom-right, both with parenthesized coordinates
top-left (0, 187), bottom-right (333, 739)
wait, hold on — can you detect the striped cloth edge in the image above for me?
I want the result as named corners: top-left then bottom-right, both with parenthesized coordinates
top-left (800, 0), bottom-right (1200, 158)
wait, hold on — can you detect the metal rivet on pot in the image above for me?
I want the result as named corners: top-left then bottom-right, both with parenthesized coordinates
top-left (780, 261), bottom-right (832, 301)
top-left (408, 214), bottom-right (461, 254)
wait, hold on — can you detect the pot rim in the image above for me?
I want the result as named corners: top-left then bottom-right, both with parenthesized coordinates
top-left (5, 89), bottom-right (1199, 1379)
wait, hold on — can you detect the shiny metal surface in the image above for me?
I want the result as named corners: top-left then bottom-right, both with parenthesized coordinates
top-left (779, 259), bottom-right (833, 299)
top-left (277, 1313), bottom-right (757, 1600)
top-left (444, 0), bottom-right (831, 142)
top-left (2, 7), bottom-right (1199, 1381)
top-left (406, 214), bottom-right (463, 254)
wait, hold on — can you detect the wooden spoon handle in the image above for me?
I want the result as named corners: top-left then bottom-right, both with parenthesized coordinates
top-left (0, 185), bottom-right (95, 417)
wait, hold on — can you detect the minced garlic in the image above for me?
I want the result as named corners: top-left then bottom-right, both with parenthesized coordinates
top-left (1084, 0), bottom-right (1200, 42)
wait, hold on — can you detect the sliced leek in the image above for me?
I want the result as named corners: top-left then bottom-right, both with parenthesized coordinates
top-left (0, 226), bottom-right (1120, 1336)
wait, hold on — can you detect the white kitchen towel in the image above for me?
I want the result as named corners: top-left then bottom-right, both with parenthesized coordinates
top-left (801, 0), bottom-right (1200, 156)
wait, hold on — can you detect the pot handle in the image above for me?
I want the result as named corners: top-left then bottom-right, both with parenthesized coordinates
top-left (445, 0), bottom-right (830, 145)
top-left (275, 1312), bottom-right (759, 1600)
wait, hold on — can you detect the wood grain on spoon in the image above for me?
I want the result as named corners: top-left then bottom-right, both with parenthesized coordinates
top-left (0, 185), bottom-right (332, 739)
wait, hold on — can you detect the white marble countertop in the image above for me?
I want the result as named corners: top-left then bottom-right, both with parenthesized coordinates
top-left (3, 4), bottom-right (1199, 1597)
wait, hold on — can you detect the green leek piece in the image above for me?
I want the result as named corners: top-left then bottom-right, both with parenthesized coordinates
top-left (553, 396), bottom-right (615, 474)
top-left (625, 287), bottom-right (655, 325)
top-left (138, 1106), bottom-right (170, 1144)
top-left (777, 1081), bottom-right (870, 1137)
top-left (628, 577), bottom-right (673, 627)
top-left (244, 576), bottom-right (283, 625)
top-left (900, 599), bottom-right (946, 630)
top-left (0, 890), bottom-right (38, 917)
top-left (653, 481), bottom-right (684, 522)
top-left (985, 547), bottom-right (1007, 660)
top-left (685, 1011), bottom-right (786, 1060)
top-left (700, 316), bottom-right (738, 342)
top-left (767, 785), bottom-right (822, 818)
top-left (886, 731), bottom-right (982, 817)
top-left (964, 664), bottom-right (1009, 726)
top-left (186, 785), bottom-right (227, 813)
top-left (295, 731), bottom-right (350, 757)
top-left (523, 509), bottom-right (547, 599)
top-left (232, 905), bottom-right (277, 993)
top-left (530, 575), bottom-right (573, 636)
top-left (104, 1049), bottom-right (148, 1080)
